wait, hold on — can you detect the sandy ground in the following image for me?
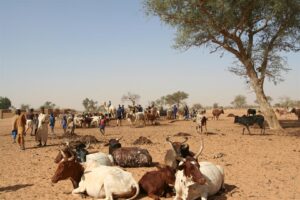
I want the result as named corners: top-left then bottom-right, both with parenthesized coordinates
top-left (0, 109), bottom-right (299, 200)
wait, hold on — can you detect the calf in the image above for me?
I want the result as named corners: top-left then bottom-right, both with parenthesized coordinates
top-left (234, 115), bottom-right (265, 134)
top-left (195, 113), bottom-right (208, 134)
top-left (247, 108), bottom-right (256, 116)
top-left (105, 138), bottom-right (152, 167)
top-left (291, 108), bottom-right (300, 120)
top-left (212, 109), bottom-right (224, 120)
top-left (139, 165), bottom-right (176, 200)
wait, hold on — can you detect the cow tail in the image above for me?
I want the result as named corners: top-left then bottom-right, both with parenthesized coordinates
top-left (128, 179), bottom-right (140, 200)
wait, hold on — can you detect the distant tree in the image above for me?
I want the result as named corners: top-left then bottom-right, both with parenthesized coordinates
top-left (0, 97), bottom-right (12, 109)
top-left (82, 98), bottom-right (99, 113)
top-left (255, 96), bottom-right (273, 105)
top-left (144, 0), bottom-right (300, 130)
top-left (191, 103), bottom-right (203, 111)
top-left (164, 91), bottom-right (188, 106)
top-left (277, 96), bottom-right (295, 108)
top-left (121, 92), bottom-right (140, 106)
top-left (41, 101), bottom-right (56, 109)
top-left (231, 95), bottom-right (247, 108)
top-left (154, 96), bottom-right (167, 108)
top-left (213, 103), bottom-right (219, 109)
top-left (20, 104), bottom-right (30, 110)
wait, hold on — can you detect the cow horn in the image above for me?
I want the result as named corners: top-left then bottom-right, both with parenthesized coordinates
top-left (166, 136), bottom-right (176, 153)
top-left (180, 136), bottom-right (188, 144)
top-left (67, 150), bottom-right (75, 161)
top-left (116, 136), bottom-right (123, 141)
top-left (194, 137), bottom-right (204, 159)
top-left (85, 138), bottom-right (91, 149)
top-left (60, 150), bottom-right (67, 158)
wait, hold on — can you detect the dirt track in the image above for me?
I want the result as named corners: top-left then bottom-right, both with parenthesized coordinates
top-left (0, 109), bottom-right (299, 200)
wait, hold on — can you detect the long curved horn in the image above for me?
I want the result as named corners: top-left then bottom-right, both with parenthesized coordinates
top-left (116, 136), bottom-right (123, 141)
top-left (194, 137), bottom-right (204, 159)
top-left (60, 150), bottom-right (67, 158)
top-left (67, 149), bottom-right (75, 161)
top-left (180, 136), bottom-right (188, 144)
top-left (85, 138), bottom-right (91, 149)
top-left (166, 136), bottom-right (176, 152)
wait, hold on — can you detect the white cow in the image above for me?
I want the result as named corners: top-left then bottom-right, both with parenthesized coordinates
top-left (174, 161), bottom-right (224, 200)
top-left (126, 112), bottom-right (146, 126)
top-left (72, 165), bottom-right (140, 200)
top-left (84, 152), bottom-right (114, 170)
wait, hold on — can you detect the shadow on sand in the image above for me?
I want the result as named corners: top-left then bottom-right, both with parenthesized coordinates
top-left (211, 183), bottom-right (238, 200)
top-left (0, 184), bottom-right (33, 192)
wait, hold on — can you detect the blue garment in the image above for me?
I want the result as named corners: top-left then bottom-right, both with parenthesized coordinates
top-left (116, 108), bottom-right (122, 118)
top-left (61, 117), bottom-right (67, 129)
top-left (11, 130), bottom-right (17, 140)
top-left (50, 115), bottom-right (55, 127)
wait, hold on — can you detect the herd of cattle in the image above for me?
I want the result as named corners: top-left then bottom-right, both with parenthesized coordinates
top-left (50, 106), bottom-right (300, 200)
top-left (51, 136), bottom-right (224, 200)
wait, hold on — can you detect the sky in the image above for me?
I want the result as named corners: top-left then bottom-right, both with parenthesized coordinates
top-left (0, 0), bottom-right (299, 110)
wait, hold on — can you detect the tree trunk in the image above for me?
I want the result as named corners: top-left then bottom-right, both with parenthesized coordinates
top-left (250, 81), bottom-right (283, 130)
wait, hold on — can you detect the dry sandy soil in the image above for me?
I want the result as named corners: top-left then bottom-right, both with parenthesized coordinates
top-left (0, 109), bottom-right (299, 200)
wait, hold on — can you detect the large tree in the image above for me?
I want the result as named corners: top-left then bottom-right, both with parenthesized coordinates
top-left (41, 101), bottom-right (56, 109)
top-left (0, 96), bottom-right (11, 109)
top-left (121, 92), bottom-right (141, 106)
top-left (82, 98), bottom-right (99, 113)
top-left (144, 0), bottom-right (300, 129)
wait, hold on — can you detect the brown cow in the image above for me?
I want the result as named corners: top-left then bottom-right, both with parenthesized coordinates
top-left (212, 109), bottom-right (224, 120)
top-left (139, 165), bottom-right (176, 200)
top-left (51, 151), bottom-right (84, 189)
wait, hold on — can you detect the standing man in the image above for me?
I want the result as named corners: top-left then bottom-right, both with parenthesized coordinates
top-left (49, 112), bottom-right (56, 134)
top-left (11, 109), bottom-right (21, 143)
top-left (116, 105), bottom-right (122, 126)
top-left (36, 107), bottom-right (49, 147)
top-left (173, 104), bottom-right (178, 119)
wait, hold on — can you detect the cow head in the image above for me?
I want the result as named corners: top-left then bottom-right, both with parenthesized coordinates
top-left (54, 141), bottom-right (90, 163)
top-left (51, 150), bottom-right (84, 188)
top-left (166, 136), bottom-right (190, 157)
top-left (105, 137), bottom-right (123, 154)
top-left (176, 137), bottom-right (205, 184)
top-left (176, 156), bottom-right (206, 185)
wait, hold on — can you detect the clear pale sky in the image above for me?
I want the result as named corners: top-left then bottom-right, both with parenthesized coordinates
top-left (0, 0), bottom-right (299, 110)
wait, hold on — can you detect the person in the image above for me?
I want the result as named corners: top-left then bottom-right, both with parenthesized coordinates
top-left (69, 114), bottom-right (76, 134)
top-left (26, 108), bottom-right (34, 135)
top-left (11, 109), bottom-right (21, 143)
top-left (173, 105), bottom-right (178, 119)
top-left (116, 105), bottom-right (122, 126)
top-left (121, 105), bottom-right (125, 119)
top-left (49, 112), bottom-right (56, 134)
top-left (36, 107), bottom-right (49, 147)
top-left (137, 104), bottom-right (143, 112)
top-left (32, 113), bottom-right (39, 136)
top-left (99, 114), bottom-right (106, 135)
top-left (16, 113), bottom-right (29, 150)
top-left (107, 100), bottom-right (111, 108)
top-left (61, 115), bottom-right (67, 134)
top-left (184, 105), bottom-right (189, 120)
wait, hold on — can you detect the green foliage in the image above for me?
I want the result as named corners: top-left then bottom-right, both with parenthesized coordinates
top-left (154, 96), bottom-right (167, 108)
top-left (164, 91), bottom-right (189, 106)
top-left (121, 92), bottom-right (141, 106)
top-left (82, 98), bottom-right (99, 113)
top-left (231, 95), bottom-right (247, 108)
top-left (41, 101), bottom-right (56, 109)
top-left (276, 96), bottom-right (299, 107)
top-left (191, 103), bottom-right (203, 111)
top-left (0, 96), bottom-right (12, 109)
top-left (144, 0), bottom-right (299, 84)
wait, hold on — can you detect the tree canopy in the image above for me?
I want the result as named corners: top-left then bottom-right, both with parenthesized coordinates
top-left (0, 97), bottom-right (11, 109)
top-left (164, 91), bottom-right (189, 106)
top-left (41, 101), bottom-right (56, 109)
top-left (121, 92), bottom-right (141, 106)
top-left (82, 98), bottom-right (99, 113)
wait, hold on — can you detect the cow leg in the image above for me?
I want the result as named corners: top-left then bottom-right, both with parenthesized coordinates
top-left (148, 192), bottom-right (161, 200)
top-left (246, 126), bottom-right (251, 135)
top-left (242, 127), bottom-right (245, 135)
top-left (72, 184), bottom-right (86, 196)
top-left (204, 125), bottom-right (207, 135)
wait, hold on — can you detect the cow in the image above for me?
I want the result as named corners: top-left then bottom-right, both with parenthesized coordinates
top-left (54, 142), bottom-right (113, 168)
top-left (172, 139), bottom-right (225, 200)
top-left (127, 112), bottom-right (146, 126)
top-left (291, 108), bottom-right (300, 120)
top-left (195, 113), bottom-right (208, 134)
top-left (164, 136), bottom-right (195, 169)
top-left (139, 165), bottom-right (176, 200)
top-left (105, 137), bottom-right (153, 167)
top-left (51, 154), bottom-right (140, 199)
top-left (247, 108), bottom-right (256, 116)
top-left (212, 109), bottom-right (224, 120)
top-left (234, 115), bottom-right (265, 134)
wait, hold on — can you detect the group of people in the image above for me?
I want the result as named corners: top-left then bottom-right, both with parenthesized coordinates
top-left (11, 107), bottom-right (54, 150)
